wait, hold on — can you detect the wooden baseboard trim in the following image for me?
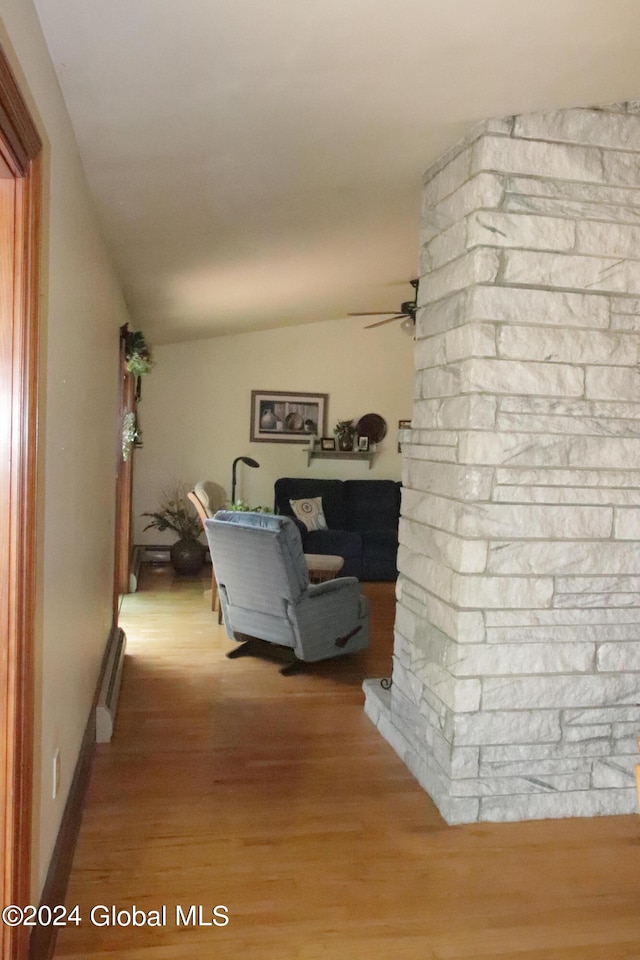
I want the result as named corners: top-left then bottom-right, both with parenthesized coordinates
top-left (28, 713), bottom-right (94, 959)
top-left (29, 626), bottom-right (121, 960)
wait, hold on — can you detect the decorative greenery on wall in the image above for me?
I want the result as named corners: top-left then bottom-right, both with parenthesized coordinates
top-left (121, 412), bottom-right (139, 461)
top-left (125, 330), bottom-right (154, 377)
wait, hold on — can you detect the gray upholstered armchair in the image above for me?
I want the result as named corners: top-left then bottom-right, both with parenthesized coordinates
top-left (204, 511), bottom-right (369, 673)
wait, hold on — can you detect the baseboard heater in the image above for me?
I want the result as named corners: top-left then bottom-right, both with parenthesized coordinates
top-left (96, 627), bottom-right (127, 743)
top-left (132, 543), bottom-right (212, 574)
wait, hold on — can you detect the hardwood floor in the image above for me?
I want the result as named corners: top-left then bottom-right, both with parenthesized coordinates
top-left (52, 566), bottom-right (640, 959)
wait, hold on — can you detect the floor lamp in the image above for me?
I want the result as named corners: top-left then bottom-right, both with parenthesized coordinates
top-left (231, 456), bottom-right (260, 505)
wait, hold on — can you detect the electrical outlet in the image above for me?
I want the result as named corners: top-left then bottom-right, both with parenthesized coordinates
top-left (52, 748), bottom-right (60, 800)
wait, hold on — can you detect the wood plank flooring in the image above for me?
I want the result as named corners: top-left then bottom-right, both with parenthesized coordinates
top-left (52, 565), bottom-right (640, 959)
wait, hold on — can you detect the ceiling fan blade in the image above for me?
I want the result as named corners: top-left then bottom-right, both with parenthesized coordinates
top-left (364, 315), bottom-right (403, 329)
top-left (348, 311), bottom-right (399, 317)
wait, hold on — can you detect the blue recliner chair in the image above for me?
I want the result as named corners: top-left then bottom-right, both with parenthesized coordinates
top-left (204, 511), bottom-right (369, 674)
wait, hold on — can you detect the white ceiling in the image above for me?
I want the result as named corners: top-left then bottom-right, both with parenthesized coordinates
top-left (33, 0), bottom-right (640, 344)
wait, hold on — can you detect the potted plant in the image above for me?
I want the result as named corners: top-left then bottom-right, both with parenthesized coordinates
top-left (142, 483), bottom-right (205, 575)
top-left (229, 499), bottom-right (271, 513)
top-left (334, 419), bottom-right (356, 451)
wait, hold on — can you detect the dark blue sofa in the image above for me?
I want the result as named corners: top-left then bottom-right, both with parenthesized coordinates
top-left (274, 478), bottom-right (401, 581)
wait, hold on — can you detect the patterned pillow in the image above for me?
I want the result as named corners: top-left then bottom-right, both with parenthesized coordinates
top-left (289, 497), bottom-right (328, 532)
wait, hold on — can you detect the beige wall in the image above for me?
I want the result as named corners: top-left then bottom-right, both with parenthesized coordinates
top-left (134, 317), bottom-right (414, 541)
top-left (0, 0), bottom-right (412, 900)
top-left (0, 0), bottom-right (131, 896)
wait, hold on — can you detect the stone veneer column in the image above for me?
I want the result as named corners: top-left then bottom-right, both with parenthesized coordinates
top-left (364, 103), bottom-right (640, 823)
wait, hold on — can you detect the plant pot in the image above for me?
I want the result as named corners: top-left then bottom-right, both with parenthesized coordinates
top-left (337, 433), bottom-right (354, 451)
top-left (170, 538), bottom-right (204, 575)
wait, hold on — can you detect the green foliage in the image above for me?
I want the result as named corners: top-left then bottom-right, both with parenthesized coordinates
top-left (142, 482), bottom-right (202, 541)
top-left (333, 419), bottom-right (356, 439)
top-left (121, 412), bottom-right (140, 461)
top-left (125, 330), bottom-right (154, 377)
top-left (229, 499), bottom-right (271, 513)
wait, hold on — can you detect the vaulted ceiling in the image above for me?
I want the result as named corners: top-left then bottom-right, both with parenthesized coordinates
top-left (33, 0), bottom-right (640, 343)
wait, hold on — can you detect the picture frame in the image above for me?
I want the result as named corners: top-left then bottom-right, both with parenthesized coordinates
top-left (321, 437), bottom-right (336, 451)
top-left (358, 436), bottom-right (369, 451)
top-left (398, 419), bottom-right (412, 452)
top-left (250, 390), bottom-right (328, 443)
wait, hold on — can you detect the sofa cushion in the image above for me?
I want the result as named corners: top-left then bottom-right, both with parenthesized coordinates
top-left (343, 480), bottom-right (401, 533)
top-left (304, 529), bottom-right (362, 578)
top-left (360, 529), bottom-right (398, 580)
top-left (289, 496), bottom-right (328, 532)
top-left (274, 477), bottom-right (400, 581)
top-left (275, 478), bottom-right (347, 529)
top-left (362, 554), bottom-right (397, 581)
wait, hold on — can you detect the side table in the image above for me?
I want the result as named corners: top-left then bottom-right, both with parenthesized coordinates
top-left (304, 553), bottom-right (344, 583)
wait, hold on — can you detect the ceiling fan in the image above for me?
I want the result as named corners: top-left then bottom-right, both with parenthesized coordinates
top-left (349, 279), bottom-right (418, 331)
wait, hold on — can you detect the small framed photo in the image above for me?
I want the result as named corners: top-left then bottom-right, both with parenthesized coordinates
top-left (358, 436), bottom-right (369, 451)
top-left (398, 419), bottom-right (412, 452)
top-left (321, 437), bottom-right (336, 451)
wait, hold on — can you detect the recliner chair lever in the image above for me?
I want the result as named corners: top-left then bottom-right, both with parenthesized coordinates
top-left (335, 625), bottom-right (362, 649)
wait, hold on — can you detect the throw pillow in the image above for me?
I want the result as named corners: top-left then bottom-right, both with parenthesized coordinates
top-left (289, 497), bottom-right (328, 532)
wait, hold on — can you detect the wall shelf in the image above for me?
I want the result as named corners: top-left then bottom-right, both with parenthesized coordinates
top-left (304, 448), bottom-right (375, 469)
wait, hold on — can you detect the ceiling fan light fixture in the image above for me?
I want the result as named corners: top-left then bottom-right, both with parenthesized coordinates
top-left (400, 315), bottom-right (415, 337)
top-left (351, 278), bottom-right (419, 331)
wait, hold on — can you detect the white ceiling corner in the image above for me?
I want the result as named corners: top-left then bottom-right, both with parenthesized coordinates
top-left (32, 0), bottom-right (640, 343)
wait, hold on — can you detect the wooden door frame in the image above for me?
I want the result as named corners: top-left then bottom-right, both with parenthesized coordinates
top-left (113, 323), bottom-right (136, 603)
top-left (0, 45), bottom-right (42, 960)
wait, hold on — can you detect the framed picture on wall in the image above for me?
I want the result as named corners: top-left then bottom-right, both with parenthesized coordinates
top-left (398, 419), bottom-right (412, 452)
top-left (250, 390), bottom-right (328, 443)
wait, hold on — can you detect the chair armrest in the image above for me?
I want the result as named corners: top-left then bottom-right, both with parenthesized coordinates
top-left (307, 576), bottom-right (360, 598)
top-left (292, 579), bottom-right (369, 661)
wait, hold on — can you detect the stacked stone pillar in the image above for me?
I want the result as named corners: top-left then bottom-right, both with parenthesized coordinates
top-left (364, 104), bottom-right (640, 822)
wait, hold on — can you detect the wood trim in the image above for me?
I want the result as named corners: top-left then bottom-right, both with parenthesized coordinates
top-left (186, 493), bottom-right (219, 614)
top-left (4, 156), bottom-right (41, 960)
top-left (27, 641), bottom-right (106, 960)
top-left (0, 52), bottom-right (41, 175)
top-left (114, 325), bottom-right (136, 601)
top-left (29, 627), bottom-right (126, 959)
top-left (0, 42), bottom-right (41, 960)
